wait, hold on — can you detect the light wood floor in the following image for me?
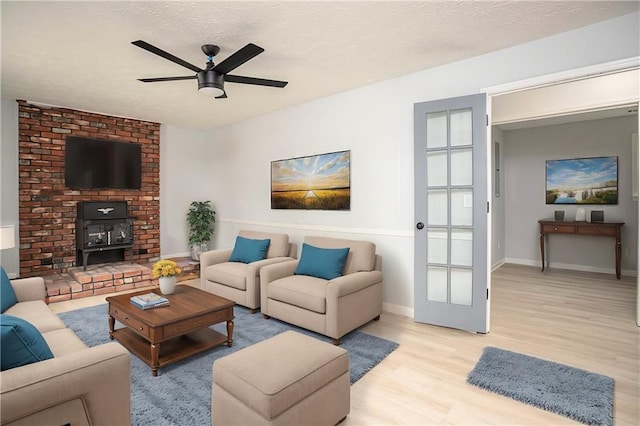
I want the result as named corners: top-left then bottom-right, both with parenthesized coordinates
top-left (51, 264), bottom-right (639, 425)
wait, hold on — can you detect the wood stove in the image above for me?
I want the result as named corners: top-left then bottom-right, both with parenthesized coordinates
top-left (76, 201), bottom-right (133, 270)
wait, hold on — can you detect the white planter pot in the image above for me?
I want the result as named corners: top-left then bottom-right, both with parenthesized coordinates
top-left (191, 243), bottom-right (208, 261)
top-left (159, 276), bottom-right (177, 295)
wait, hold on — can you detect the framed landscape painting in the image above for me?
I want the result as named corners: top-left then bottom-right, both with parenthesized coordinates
top-left (271, 150), bottom-right (350, 210)
top-left (545, 156), bottom-right (618, 205)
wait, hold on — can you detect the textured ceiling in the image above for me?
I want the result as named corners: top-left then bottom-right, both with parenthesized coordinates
top-left (1, 1), bottom-right (637, 130)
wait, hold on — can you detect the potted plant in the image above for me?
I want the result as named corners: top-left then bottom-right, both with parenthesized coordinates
top-left (152, 259), bottom-right (182, 294)
top-left (187, 201), bottom-right (216, 261)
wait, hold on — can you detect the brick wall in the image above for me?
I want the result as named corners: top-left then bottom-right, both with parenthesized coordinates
top-left (17, 100), bottom-right (160, 277)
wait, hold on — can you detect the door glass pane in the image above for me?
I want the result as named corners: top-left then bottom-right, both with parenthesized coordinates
top-left (427, 150), bottom-right (448, 187)
top-left (451, 148), bottom-right (472, 186)
top-left (426, 111), bottom-right (447, 148)
top-left (427, 266), bottom-right (448, 302)
top-left (450, 268), bottom-right (472, 306)
top-left (427, 189), bottom-right (448, 225)
top-left (427, 228), bottom-right (448, 264)
top-left (450, 109), bottom-right (472, 146)
top-left (451, 189), bottom-right (472, 226)
top-left (451, 229), bottom-right (472, 266)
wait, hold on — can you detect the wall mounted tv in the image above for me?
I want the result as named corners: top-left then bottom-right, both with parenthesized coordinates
top-left (65, 136), bottom-right (142, 190)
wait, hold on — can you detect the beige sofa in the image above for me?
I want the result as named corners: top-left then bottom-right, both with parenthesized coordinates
top-left (260, 236), bottom-right (383, 345)
top-left (1, 276), bottom-right (131, 426)
top-left (200, 230), bottom-right (296, 312)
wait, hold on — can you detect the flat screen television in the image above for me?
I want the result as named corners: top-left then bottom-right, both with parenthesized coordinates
top-left (65, 136), bottom-right (141, 190)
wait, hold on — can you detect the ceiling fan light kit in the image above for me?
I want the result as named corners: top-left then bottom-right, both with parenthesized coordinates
top-left (197, 71), bottom-right (225, 97)
top-left (132, 40), bottom-right (287, 99)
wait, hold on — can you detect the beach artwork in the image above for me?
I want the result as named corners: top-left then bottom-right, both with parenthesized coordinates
top-left (271, 150), bottom-right (350, 210)
top-left (545, 156), bottom-right (618, 205)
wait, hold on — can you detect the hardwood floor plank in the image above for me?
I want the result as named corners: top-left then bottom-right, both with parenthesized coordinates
top-left (348, 264), bottom-right (639, 425)
top-left (50, 264), bottom-right (639, 425)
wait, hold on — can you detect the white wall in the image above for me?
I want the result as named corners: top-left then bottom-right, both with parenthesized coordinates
top-left (503, 115), bottom-right (638, 275)
top-left (194, 12), bottom-right (640, 315)
top-left (159, 124), bottom-right (214, 258)
top-left (0, 99), bottom-right (19, 277)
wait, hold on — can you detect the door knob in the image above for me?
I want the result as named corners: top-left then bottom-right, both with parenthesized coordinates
top-left (416, 222), bottom-right (424, 230)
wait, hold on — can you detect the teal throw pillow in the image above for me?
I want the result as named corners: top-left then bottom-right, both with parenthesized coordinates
top-left (294, 243), bottom-right (350, 280)
top-left (229, 236), bottom-right (271, 264)
top-left (1, 267), bottom-right (18, 313)
top-left (1, 314), bottom-right (54, 371)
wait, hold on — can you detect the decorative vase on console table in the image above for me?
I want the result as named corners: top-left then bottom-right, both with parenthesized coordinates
top-left (159, 276), bottom-right (177, 295)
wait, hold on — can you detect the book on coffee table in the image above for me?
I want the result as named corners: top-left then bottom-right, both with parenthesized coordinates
top-left (130, 293), bottom-right (170, 310)
top-left (131, 299), bottom-right (170, 310)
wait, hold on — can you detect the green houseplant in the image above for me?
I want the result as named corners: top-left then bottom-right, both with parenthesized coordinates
top-left (187, 201), bottom-right (216, 261)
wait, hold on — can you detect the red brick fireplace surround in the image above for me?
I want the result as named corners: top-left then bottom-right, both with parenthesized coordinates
top-left (17, 100), bottom-right (161, 299)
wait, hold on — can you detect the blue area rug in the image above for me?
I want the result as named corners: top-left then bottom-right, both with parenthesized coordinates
top-left (60, 303), bottom-right (398, 426)
top-left (467, 346), bottom-right (614, 426)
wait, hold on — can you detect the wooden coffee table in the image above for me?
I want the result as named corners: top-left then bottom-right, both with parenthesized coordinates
top-left (106, 285), bottom-right (235, 376)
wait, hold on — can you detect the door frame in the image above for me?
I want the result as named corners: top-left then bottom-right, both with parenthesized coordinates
top-left (483, 55), bottom-right (640, 327)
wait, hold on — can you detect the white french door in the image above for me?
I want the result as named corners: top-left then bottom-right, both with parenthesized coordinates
top-left (414, 93), bottom-right (489, 333)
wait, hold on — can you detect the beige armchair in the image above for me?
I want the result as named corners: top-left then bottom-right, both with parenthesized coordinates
top-left (199, 230), bottom-right (296, 312)
top-left (260, 236), bottom-right (383, 345)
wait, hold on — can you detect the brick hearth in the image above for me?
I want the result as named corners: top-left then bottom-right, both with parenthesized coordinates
top-left (44, 262), bottom-right (153, 303)
top-left (44, 258), bottom-right (200, 303)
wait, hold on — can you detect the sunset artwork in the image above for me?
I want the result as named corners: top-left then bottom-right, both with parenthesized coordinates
top-left (271, 150), bottom-right (350, 210)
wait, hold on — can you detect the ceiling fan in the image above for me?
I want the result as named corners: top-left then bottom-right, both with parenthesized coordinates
top-left (132, 40), bottom-right (288, 99)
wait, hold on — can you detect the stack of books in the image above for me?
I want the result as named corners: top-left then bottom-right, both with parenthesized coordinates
top-left (130, 292), bottom-right (170, 310)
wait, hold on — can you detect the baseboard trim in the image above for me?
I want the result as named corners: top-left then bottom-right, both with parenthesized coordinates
top-left (163, 251), bottom-right (190, 259)
top-left (491, 259), bottom-right (506, 271)
top-left (504, 257), bottom-right (637, 277)
top-left (383, 302), bottom-right (413, 318)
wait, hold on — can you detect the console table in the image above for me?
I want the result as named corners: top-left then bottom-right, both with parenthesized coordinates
top-left (538, 220), bottom-right (624, 279)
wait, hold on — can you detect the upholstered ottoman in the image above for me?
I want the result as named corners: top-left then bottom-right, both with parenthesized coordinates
top-left (212, 330), bottom-right (350, 425)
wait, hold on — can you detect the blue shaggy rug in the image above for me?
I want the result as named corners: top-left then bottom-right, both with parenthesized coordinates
top-left (467, 347), bottom-right (614, 426)
top-left (60, 304), bottom-right (398, 426)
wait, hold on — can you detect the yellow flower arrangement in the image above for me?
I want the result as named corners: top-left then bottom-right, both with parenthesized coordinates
top-left (152, 259), bottom-right (182, 278)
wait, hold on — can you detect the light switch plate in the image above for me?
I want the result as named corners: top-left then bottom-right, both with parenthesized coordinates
top-left (463, 194), bottom-right (473, 208)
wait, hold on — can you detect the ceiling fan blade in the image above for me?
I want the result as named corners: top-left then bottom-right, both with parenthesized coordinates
top-left (138, 76), bottom-right (197, 83)
top-left (225, 74), bottom-right (288, 88)
top-left (132, 40), bottom-right (202, 73)
top-left (215, 92), bottom-right (228, 99)
top-left (212, 43), bottom-right (264, 75)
